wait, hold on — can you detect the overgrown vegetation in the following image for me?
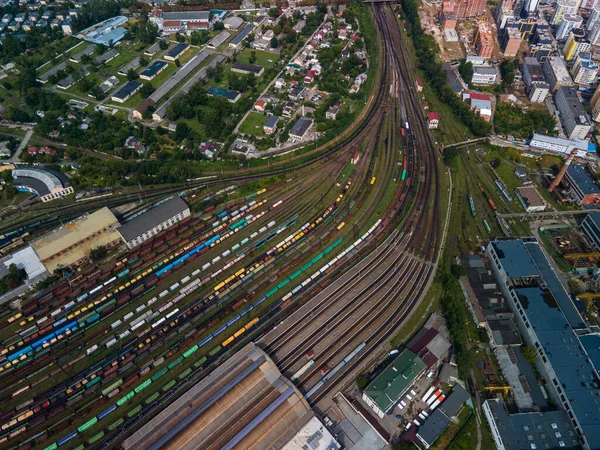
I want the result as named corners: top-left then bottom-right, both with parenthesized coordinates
top-left (399, 2), bottom-right (491, 137)
top-left (494, 103), bottom-right (556, 139)
top-left (0, 263), bottom-right (27, 295)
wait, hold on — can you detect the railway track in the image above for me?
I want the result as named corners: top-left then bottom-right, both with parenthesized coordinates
top-left (0, 6), bottom-right (444, 449)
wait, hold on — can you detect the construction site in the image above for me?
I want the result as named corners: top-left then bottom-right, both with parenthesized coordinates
top-left (539, 226), bottom-right (599, 272)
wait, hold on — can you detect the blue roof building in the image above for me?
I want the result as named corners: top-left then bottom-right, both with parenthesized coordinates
top-left (581, 212), bottom-right (600, 250)
top-left (564, 164), bottom-right (600, 206)
top-left (487, 238), bottom-right (600, 450)
top-left (229, 23), bottom-right (254, 49)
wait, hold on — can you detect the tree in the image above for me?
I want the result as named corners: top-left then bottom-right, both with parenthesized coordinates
top-left (268, 7), bottom-right (279, 18)
top-left (90, 245), bottom-right (108, 262)
top-left (213, 21), bottom-right (224, 31)
top-left (175, 32), bottom-right (185, 43)
top-left (127, 68), bottom-right (138, 81)
top-left (139, 83), bottom-right (155, 97)
top-left (137, 22), bottom-right (158, 44)
top-left (458, 59), bottom-right (473, 84)
top-left (175, 122), bottom-right (190, 141)
top-left (249, 50), bottom-right (257, 64)
top-left (356, 375), bottom-right (369, 390)
top-left (522, 345), bottom-right (537, 364)
top-left (159, 39), bottom-right (169, 50)
top-left (500, 59), bottom-right (516, 85)
top-left (270, 37), bottom-right (279, 48)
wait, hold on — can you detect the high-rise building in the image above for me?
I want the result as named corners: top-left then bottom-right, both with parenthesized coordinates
top-left (454, 0), bottom-right (487, 18)
top-left (554, 86), bottom-right (592, 139)
top-left (496, 8), bottom-right (515, 28)
top-left (531, 27), bottom-right (553, 61)
top-left (580, 0), bottom-right (597, 10)
top-left (590, 85), bottom-right (600, 122)
top-left (551, 0), bottom-right (579, 25)
top-left (564, 28), bottom-right (591, 60)
top-left (587, 2), bottom-right (600, 28)
top-left (543, 56), bottom-right (575, 91)
top-left (522, 57), bottom-right (550, 102)
top-left (475, 22), bottom-right (495, 59)
top-left (500, 25), bottom-right (523, 56)
top-left (590, 21), bottom-right (600, 44)
top-left (571, 51), bottom-right (599, 84)
top-left (556, 14), bottom-right (583, 41)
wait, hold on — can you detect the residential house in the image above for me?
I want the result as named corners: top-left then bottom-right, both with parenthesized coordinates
top-left (326, 101), bottom-right (341, 120)
top-left (462, 91), bottom-right (492, 121)
top-left (124, 136), bottom-right (146, 154)
top-left (416, 77), bottom-right (424, 92)
top-left (263, 115), bottom-right (279, 135)
top-left (254, 99), bottom-right (267, 113)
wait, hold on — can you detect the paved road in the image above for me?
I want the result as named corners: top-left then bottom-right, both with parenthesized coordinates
top-left (9, 127), bottom-right (33, 162)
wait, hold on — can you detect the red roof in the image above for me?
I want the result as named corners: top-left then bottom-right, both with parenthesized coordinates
top-left (416, 78), bottom-right (423, 86)
top-left (428, 112), bottom-right (439, 121)
top-left (468, 91), bottom-right (491, 101)
top-left (27, 146), bottom-right (38, 153)
top-left (162, 20), bottom-right (181, 27)
top-left (187, 22), bottom-right (209, 29)
top-left (255, 99), bottom-right (266, 108)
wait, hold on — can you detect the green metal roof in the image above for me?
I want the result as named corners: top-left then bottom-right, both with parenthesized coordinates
top-left (364, 349), bottom-right (425, 413)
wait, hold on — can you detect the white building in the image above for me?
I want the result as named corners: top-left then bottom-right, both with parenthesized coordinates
top-left (117, 197), bottom-right (191, 249)
top-left (529, 133), bottom-right (591, 157)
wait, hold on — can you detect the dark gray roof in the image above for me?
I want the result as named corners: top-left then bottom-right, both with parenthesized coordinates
top-left (439, 384), bottom-right (469, 417)
top-left (118, 197), bottom-right (189, 242)
top-left (265, 115), bottom-right (279, 128)
top-left (290, 117), bottom-right (313, 137)
top-left (166, 43), bottom-right (189, 59)
top-left (416, 409), bottom-right (451, 446)
top-left (141, 60), bottom-right (167, 78)
top-left (94, 48), bottom-right (118, 65)
top-left (13, 168), bottom-right (70, 196)
top-left (112, 80), bottom-right (142, 100)
top-left (232, 62), bottom-right (263, 74)
top-left (485, 399), bottom-right (579, 450)
top-left (230, 23), bottom-right (254, 46)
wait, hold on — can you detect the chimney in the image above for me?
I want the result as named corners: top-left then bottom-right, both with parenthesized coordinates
top-left (548, 148), bottom-right (577, 192)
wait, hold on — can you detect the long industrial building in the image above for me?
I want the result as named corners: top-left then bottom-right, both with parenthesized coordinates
top-left (30, 207), bottom-right (121, 273)
top-left (117, 196), bottom-right (190, 249)
top-left (122, 343), bottom-right (339, 450)
top-left (486, 238), bottom-right (600, 450)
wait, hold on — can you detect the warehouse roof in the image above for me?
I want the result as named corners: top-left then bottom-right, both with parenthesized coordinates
top-left (567, 164), bottom-right (600, 195)
top-left (484, 399), bottom-right (579, 450)
top-left (208, 30), bottom-right (230, 48)
top-left (30, 207), bottom-right (120, 271)
top-left (118, 196), bottom-right (189, 243)
top-left (162, 11), bottom-right (209, 21)
top-left (69, 44), bottom-right (95, 62)
top-left (516, 186), bottom-right (545, 207)
top-left (118, 56), bottom-right (142, 76)
top-left (122, 343), bottom-right (316, 450)
top-left (140, 60), bottom-right (167, 78)
top-left (232, 62), bottom-right (263, 74)
top-left (37, 61), bottom-right (68, 82)
top-left (112, 80), bottom-right (142, 100)
top-left (417, 385), bottom-right (470, 447)
top-left (94, 48), bottom-right (119, 65)
top-left (491, 238), bottom-right (585, 329)
top-left (165, 42), bottom-right (189, 59)
top-left (144, 41), bottom-right (162, 56)
top-left (290, 117), bottom-right (313, 138)
top-left (364, 350), bottom-right (425, 414)
top-left (230, 23), bottom-right (254, 47)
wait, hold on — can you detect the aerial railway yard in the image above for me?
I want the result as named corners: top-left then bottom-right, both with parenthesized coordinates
top-left (0, 4), bottom-right (443, 449)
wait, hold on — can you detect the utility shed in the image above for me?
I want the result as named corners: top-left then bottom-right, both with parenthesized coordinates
top-left (122, 342), bottom-right (324, 450)
top-left (362, 350), bottom-right (426, 418)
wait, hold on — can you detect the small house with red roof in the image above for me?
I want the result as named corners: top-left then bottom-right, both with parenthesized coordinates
top-left (416, 78), bottom-right (423, 92)
top-left (428, 112), bottom-right (439, 129)
top-left (303, 70), bottom-right (316, 84)
top-left (254, 98), bottom-right (267, 113)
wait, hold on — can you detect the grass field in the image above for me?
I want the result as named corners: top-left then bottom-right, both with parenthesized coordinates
top-left (236, 49), bottom-right (280, 70)
top-left (239, 112), bottom-right (267, 136)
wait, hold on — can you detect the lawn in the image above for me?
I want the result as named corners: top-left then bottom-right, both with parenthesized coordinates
top-left (239, 112), bottom-right (267, 136)
top-left (236, 48), bottom-right (280, 70)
